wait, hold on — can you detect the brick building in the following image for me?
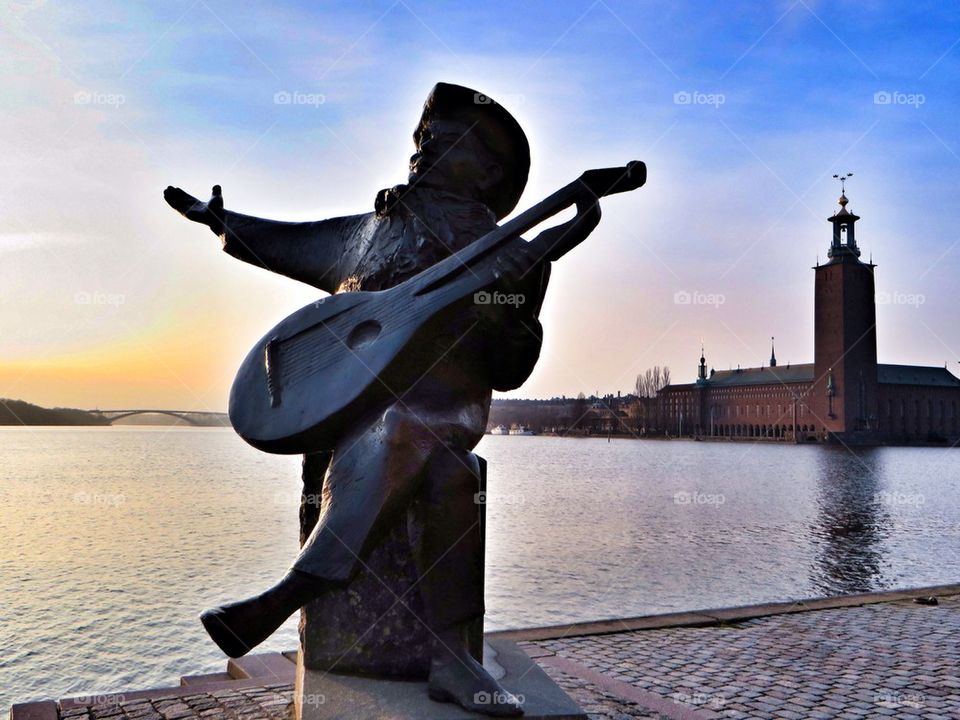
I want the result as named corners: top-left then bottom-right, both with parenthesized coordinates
top-left (658, 191), bottom-right (960, 444)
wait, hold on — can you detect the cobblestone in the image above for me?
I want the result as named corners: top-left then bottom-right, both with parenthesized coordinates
top-left (56, 685), bottom-right (294, 720)
top-left (45, 594), bottom-right (960, 719)
top-left (531, 593), bottom-right (960, 718)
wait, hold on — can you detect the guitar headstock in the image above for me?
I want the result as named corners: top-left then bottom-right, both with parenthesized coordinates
top-left (578, 161), bottom-right (646, 198)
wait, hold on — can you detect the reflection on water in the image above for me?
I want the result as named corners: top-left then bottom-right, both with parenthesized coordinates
top-left (1, 429), bottom-right (957, 709)
top-left (810, 448), bottom-right (890, 594)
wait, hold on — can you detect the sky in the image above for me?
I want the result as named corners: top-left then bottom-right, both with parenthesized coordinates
top-left (2, 0), bottom-right (960, 411)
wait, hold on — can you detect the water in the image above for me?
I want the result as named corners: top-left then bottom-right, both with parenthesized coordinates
top-left (1, 428), bottom-right (957, 709)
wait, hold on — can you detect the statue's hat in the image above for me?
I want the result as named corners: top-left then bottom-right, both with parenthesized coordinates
top-left (417, 82), bottom-right (530, 219)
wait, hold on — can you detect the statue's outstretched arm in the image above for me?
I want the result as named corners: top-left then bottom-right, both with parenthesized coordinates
top-left (164, 184), bottom-right (358, 293)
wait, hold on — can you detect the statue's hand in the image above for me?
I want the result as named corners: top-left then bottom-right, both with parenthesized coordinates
top-left (164, 185), bottom-right (224, 233)
top-left (492, 241), bottom-right (540, 298)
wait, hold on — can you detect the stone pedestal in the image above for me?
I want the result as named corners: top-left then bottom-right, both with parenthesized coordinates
top-left (294, 637), bottom-right (586, 719)
top-left (298, 452), bottom-right (485, 678)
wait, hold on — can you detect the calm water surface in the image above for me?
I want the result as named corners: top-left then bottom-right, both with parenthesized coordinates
top-left (1, 427), bottom-right (958, 708)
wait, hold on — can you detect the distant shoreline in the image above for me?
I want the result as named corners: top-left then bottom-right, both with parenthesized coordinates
top-left (0, 398), bottom-right (111, 426)
top-left (0, 399), bottom-right (230, 427)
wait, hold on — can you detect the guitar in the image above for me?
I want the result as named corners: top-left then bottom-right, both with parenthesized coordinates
top-left (229, 161), bottom-right (646, 454)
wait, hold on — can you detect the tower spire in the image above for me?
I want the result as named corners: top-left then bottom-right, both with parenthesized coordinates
top-left (698, 342), bottom-right (707, 381)
top-left (770, 336), bottom-right (777, 368)
top-left (827, 172), bottom-right (861, 260)
top-left (833, 172), bottom-right (853, 194)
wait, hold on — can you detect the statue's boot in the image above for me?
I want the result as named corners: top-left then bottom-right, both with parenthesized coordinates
top-left (200, 569), bottom-right (325, 657)
top-left (426, 626), bottom-right (523, 717)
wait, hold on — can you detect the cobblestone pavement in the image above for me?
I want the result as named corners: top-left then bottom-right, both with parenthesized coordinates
top-left (35, 593), bottom-right (960, 719)
top-left (58, 684), bottom-right (293, 720)
top-left (532, 595), bottom-right (960, 719)
top-left (537, 662), bottom-right (664, 719)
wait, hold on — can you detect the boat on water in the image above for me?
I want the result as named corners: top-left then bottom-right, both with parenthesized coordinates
top-left (490, 424), bottom-right (509, 435)
top-left (509, 425), bottom-right (536, 436)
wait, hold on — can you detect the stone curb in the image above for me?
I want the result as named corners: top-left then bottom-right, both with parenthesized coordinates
top-left (538, 653), bottom-right (721, 719)
top-left (488, 583), bottom-right (960, 641)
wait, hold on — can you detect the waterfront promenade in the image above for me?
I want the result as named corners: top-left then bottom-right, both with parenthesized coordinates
top-left (11, 584), bottom-right (960, 719)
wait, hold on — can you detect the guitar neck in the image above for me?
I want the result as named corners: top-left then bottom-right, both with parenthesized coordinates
top-left (409, 161), bottom-right (645, 295)
top-left (411, 181), bottom-right (583, 293)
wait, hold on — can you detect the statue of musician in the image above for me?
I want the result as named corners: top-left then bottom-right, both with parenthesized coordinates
top-left (164, 82), bottom-right (600, 716)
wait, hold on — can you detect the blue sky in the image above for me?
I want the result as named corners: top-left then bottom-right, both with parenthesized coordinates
top-left (2, 0), bottom-right (960, 409)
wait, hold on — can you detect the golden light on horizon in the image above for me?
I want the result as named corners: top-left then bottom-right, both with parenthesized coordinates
top-left (0, 307), bottom-right (235, 411)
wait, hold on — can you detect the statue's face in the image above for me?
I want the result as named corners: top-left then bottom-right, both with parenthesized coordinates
top-left (409, 118), bottom-right (501, 199)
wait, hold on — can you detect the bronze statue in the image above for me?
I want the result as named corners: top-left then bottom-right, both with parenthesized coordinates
top-left (164, 82), bottom-right (643, 717)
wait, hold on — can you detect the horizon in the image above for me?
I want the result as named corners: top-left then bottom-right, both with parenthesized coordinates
top-left (3, 1), bottom-right (960, 412)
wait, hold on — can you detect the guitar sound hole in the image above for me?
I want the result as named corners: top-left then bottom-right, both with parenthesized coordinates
top-left (346, 320), bottom-right (382, 350)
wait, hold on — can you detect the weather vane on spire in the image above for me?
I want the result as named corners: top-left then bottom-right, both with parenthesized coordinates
top-left (833, 172), bottom-right (853, 194)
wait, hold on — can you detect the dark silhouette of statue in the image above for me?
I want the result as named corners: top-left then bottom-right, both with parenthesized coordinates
top-left (164, 82), bottom-right (604, 717)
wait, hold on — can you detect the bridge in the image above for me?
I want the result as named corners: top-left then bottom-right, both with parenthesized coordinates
top-left (89, 409), bottom-right (230, 426)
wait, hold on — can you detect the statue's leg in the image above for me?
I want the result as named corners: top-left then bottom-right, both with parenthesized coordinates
top-left (414, 447), bottom-right (523, 717)
top-left (200, 404), bottom-right (437, 657)
top-left (292, 403), bottom-right (437, 581)
top-left (412, 447), bottom-right (484, 630)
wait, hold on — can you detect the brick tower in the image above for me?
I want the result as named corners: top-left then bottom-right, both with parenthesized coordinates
top-left (812, 186), bottom-right (878, 439)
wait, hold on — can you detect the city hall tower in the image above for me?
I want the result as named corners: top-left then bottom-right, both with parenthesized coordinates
top-left (812, 187), bottom-right (878, 437)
